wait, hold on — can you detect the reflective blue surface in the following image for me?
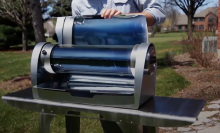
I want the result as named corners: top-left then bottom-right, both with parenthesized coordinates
top-left (74, 15), bottom-right (147, 45)
top-left (51, 46), bottom-right (133, 76)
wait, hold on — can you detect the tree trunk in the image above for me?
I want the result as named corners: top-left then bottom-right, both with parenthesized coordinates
top-left (22, 25), bottom-right (28, 51)
top-left (187, 14), bottom-right (193, 40)
top-left (31, 0), bottom-right (46, 44)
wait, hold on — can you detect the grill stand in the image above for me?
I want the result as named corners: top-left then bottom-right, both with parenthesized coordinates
top-left (39, 113), bottom-right (158, 133)
top-left (2, 88), bottom-right (205, 133)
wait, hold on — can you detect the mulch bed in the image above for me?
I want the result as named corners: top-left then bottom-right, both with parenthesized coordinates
top-left (172, 53), bottom-right (220, 102)
top-left (0, 76), bottom-right (31, 92)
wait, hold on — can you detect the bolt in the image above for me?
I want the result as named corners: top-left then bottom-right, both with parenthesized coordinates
top-left (42, 50), bottom-right (47, 55)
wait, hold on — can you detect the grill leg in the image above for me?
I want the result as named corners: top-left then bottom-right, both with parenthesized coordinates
top-left (65, 112), bottom-right (80, 133)
top-left (119, 124), bottom-right (158, 133)
top-left (143, 126), bottom-right (159, 133)
top-left (39, 113), bottom-right (55, 133)
top-left (100, 116), bottom-right (158, 133)
top-left (100, 115), bottom-right (123, 133)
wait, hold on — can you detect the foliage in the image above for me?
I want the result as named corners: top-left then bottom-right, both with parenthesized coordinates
top-left (150, 25), bottom-right (162, 37)
top-left (167, 0), bottom-right (209, 16)
top-left (0, 0), bottom-right (49, 50)
top-left (166, 0), bottom-right (210, 39)
top-left (0, 24), bottom-right (35, 50)
top-left (164, 51), bottom-right (175, 66)
top-left (181, 32), bottom-right (216, 68)
top-left (0, 0), bottom-right (32, 51)
top-left (0, 0), bottom-right (32, 26)
top-left (0, 25), bottom-right (22, 49)
top-left (166, 8), bottom-right (179, 31)
top-left (47, 0), bottom-right (72, 17)
top-left (162, 19), bottom-right (172, 28)
top-left (0, 17), bottom-right (17, 27)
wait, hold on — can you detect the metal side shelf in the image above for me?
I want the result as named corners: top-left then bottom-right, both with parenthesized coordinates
top-left (1, 88), bottom-right (205, 128)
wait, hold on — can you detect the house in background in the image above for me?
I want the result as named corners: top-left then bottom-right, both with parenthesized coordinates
top-left (44, 20), bottom-right (55, 38)
top-left (175, 7), bottom-right (218, 31)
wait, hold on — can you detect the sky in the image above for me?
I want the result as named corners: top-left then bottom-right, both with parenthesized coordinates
top-left (159, 0), bottom-right (219, 14)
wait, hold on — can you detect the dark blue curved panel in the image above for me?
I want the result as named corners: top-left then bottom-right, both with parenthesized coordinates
top-left (51, 46), bottom-right (133, 76)
top-left (73, 15), bottom-right (147, 45)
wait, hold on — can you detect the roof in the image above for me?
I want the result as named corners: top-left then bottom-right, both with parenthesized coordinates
top-left (176, 7), bottom-right (218, 25)
top-left (194, 7), bottom-right (218, 17)
top-left (176, 15), bottom-right (188, 25)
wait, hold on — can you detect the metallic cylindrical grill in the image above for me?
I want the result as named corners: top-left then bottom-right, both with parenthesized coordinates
top-left (31, 15), bottom-right (157, 108)
top-left (73, 16), bottom-right (147, 45)
top-left (50, 46), bottom-right (135, 77)
top-left (53, 15), bottom-right (148, 45)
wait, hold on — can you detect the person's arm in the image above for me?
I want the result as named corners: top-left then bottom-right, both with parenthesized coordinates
top-left (71, 0), bottom-right (81, 17)
top-left (126, 12), bottom-right (157, 26)
top-left (134, 0), bottom-right (166, 26)
top-left (101, 0), bottom-right (166, 26)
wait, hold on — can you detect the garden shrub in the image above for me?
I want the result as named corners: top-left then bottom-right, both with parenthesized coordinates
top-left (0, 24), bottom-right (35, 50)
top-left (164, 51), bottom-right (175, 66)
top-left (0, 25), bottom-right (22, 50)
top-left (181, 32), bottom-right (217, 68)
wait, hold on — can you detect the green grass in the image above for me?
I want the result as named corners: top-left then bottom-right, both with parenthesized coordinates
top-left (10, 38), bottom-right (57, 48)
top-left (0, 32), bottom-right (189, 132)
top-left (149, 32), bottom-right (189, 97)
top-left (0, 52), bottom-right (31, 83)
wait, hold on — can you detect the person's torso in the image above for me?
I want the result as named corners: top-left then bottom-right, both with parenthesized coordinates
top-left (73, 0), bottom-right (140, 16)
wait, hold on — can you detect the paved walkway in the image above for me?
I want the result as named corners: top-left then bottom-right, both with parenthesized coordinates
top-left (160, 100), bottom-right (220, 133)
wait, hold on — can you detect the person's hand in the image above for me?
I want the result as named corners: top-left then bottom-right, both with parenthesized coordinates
top-left (101, 9), bottom-right (122, 19)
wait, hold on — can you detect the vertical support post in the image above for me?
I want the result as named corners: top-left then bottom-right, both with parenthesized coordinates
top-left (143, 126), bottom-right (159, 133)
top-left (118, 123), bottom-right (141, 133)
top-left (119, 124), bottom-right (158, 133)
top-left (39, 113), bottom-right (55, 133)
top-left (100, 115), bottom-right (123, 133)
top-left (218, 0), bottom-right (220, 61)
top-left (65, 112), bottom-right (80, 133)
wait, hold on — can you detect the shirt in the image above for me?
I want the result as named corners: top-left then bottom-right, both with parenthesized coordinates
top-left (71, 0), bottom-right (166, 25)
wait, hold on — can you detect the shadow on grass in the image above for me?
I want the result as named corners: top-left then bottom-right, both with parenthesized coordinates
top-left (0, 46), bottom-right (35, 51)
top-left (156, 58), bottom-right (194, 70)
top-left (156, 58), bottom-right (168, 70)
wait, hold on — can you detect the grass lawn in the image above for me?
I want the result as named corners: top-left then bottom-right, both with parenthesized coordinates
top-left (0, 32), bottom-right (189, 133)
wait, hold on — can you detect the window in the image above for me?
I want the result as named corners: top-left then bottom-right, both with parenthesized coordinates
top-left (185, 25), bottom-right (188, 30)
top-left (199, 25), bottom-right (204, 30)
top-left (194, 25), bottom-right (198, 31)
top-left (178, 25), bottom-right (182, 30)
top-left (194, 18), bottom-right (198, 21)
top-left (208, 16), bottom-right (214, 22)
top-left (199, 18), bottom-right (205, 21)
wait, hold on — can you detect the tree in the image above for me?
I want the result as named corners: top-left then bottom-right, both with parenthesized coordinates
top-left (167, 0), bottom-right (210, 39)
top-left (30, 0), bottom-right (46, 43)
top-left (0, 0), bottom-right (32, 51)
top-left (162, 19), bottom-right (172, 30)
top-left (48, 0), bottom-right (72, 17)
top-left (166, 7), bottom-right (179, 31)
